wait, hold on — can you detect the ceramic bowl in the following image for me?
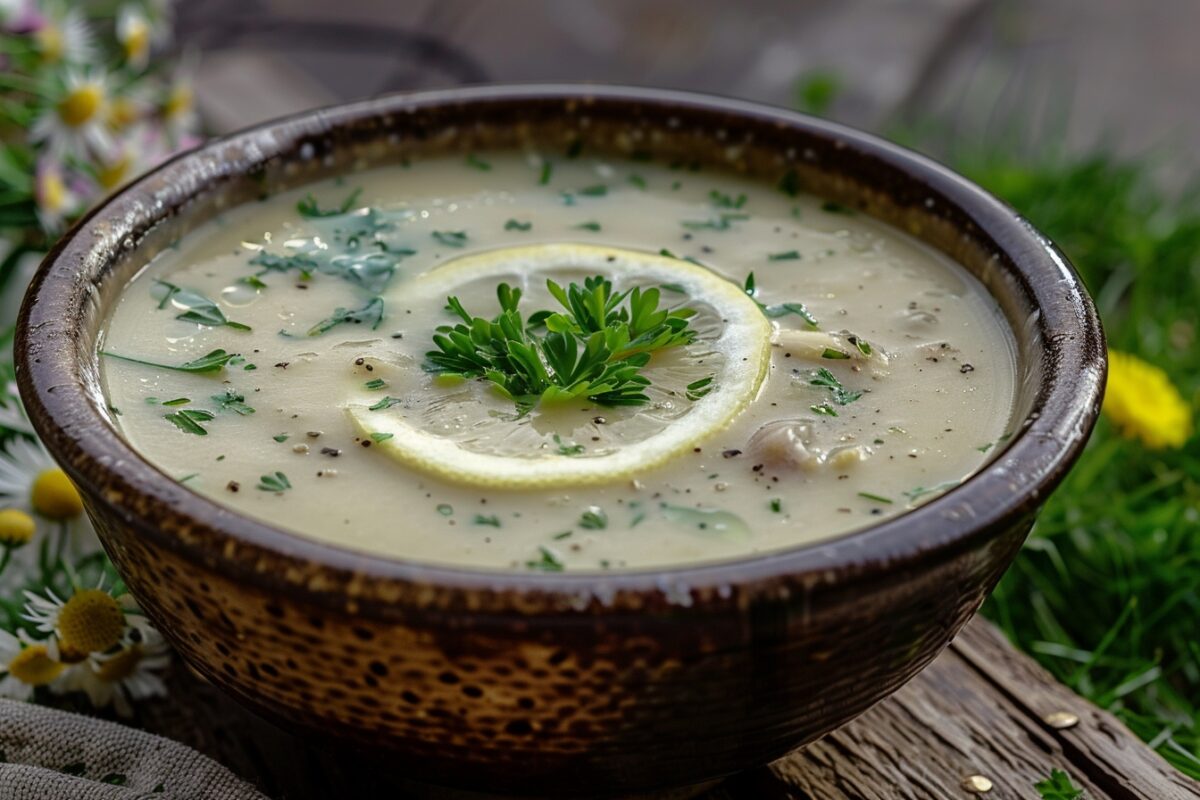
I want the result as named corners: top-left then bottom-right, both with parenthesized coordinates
top-left (16, 85), bottom-right (1105, 797)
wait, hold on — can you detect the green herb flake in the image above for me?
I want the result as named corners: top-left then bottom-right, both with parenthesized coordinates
top-left (821, 200), bottom-right (853, 215)
top-left (681, 212), bottom-right (749, 231)
top-left (256, 471), bottom-right (292, 492)
top-left (768, 250), bottom-right (801, 261)
top-left (272, 434), bottom-right (289, 443)
top-left (574, 221), bottom-right (602, 232)
top-left (810, 367), bottom-right (863, 405)
top-left (553, 434), bottom-right (585, 456)
top-left (579, 507), bottom-right (607, 530)
top-left (857, 492), bottom-right (894, 505)
top-left (628, 174), bottom-right (646, 189)
top-left (1034, 769), bottom-right (1084, 800)
top-left (465, 153), bottom-right (492, 171)
top-left (778, 168), bottom-right (801, 197)
top-left (810, 402), bottom-right (838, 417)
top-left (103, 349), bottom-right (239, 375)
top-left (552, 530), bottom-right (573, 540)
top-left (432, 230), bottom-right (468, 248)
top-left (538, 161), bottom-right (553, 185)
top-left (297, 188), bottom-right (361, 218)
top-left (505, 219), bottom-right (532, 232)
top-left (306, 296), bottom-right (384, 336)
top-left (370, 432), bottom-right (394, 443)
top-left (686, 376), bottom-right (714, 401)
top-left (160, 397), bottom-right (190, 407)
top-left (526, 545), bottom-right (565, 572)
top-left (821, 347), bottom-right (851, 360)
top-left (164, 408), bottom-right (215, 435)
top-left (212, 388), bottom-right (255, 415)
top-left (770, 498), bottom-right (782, 513)
top-left (710, 190), bottom-right (747, 209)
top-left (436, 503), bottom-right (453, 516)
top-left (368, 396), bottom-right (403, 411)
top-left (364, 378), bottom-right (387, 390)
top-left (152, 280), bottom-right (251, 331)
top-left (474, 514), bottom-right (502, 527)
top-left (577, 184), bottom-right (608, 197)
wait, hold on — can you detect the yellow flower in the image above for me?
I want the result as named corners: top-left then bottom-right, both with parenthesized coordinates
top-left (30, 468), bottom-right (84, 520)
top-left (0, 508), bottom-right (36, 548)
top-left (24, 584), bottom-right (130, 657)
top-left (1103, 350), bottom-right (1193, 449)
top-left (116, 6), bottom-right (151, 68)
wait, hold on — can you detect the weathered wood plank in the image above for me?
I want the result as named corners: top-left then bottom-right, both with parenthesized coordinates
top-left (129, 618), bottom-right (1198, 799)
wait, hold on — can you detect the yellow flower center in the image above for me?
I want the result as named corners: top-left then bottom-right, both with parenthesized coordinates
top-left (57, 83), bottom-right (105, 128)
top-left (163, 83), bottom-right (192, 121)
top-left (107, 96), bottom-right (140, 130)
top-left (36, 170), bottom-right (68, 213)
top-left (97, 155), bottom-right (132, 191)
top-left (57, 589), bottom-right (125, 655)
top-left (121, 20), bottom-right (149, 63)
top-left (35, 25), bottom-right (64, 63)
top-left (8, 645), bottom-right (64, 685)
top-left (0, 509), bottom-right (36, 547)
top-left (95, 644), bottom-right (143, 682)
top-left (31, 469), bottom-right (83, 520)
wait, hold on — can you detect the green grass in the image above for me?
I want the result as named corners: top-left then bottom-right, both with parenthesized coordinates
top-left (936, 146), bottom-right (1200, 778)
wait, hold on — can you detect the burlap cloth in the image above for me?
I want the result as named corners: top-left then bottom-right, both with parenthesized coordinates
top-left (0, 699), bottom-right (269, 799)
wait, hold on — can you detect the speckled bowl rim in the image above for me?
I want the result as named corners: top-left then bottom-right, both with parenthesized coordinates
top-left (16, 84), bottom-right (1105, 612)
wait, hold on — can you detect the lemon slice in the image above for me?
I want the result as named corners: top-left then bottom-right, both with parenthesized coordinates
top-left (348, 244), bottom-right (770, 489)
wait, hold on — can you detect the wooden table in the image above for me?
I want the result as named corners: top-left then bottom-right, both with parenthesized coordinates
top-left (135, 618), bottom-right (1199, 799)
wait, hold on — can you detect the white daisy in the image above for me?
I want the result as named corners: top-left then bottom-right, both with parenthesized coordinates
top-left (0, 629), bottom-right (65, 701)
top-left (32, 69), bottom-right (113, 160)
top-left (0, 382), bottom-right (35, 437)
top-left (33, 5), bottom-right (95, 65)
top-left (116, 5), bottom-right (152, 69)
top-left (33, 158), bottom-right (81, 232)
top-left (23, 580), bottom-right (148, 662)
top-left (57, 627), bottom-right (170, 716)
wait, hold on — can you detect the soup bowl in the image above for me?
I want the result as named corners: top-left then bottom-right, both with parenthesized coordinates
top-left (16, 85), bottom-right (1104, 796)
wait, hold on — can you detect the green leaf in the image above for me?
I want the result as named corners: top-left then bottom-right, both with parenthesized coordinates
top-left (1034, 769), bottom-right (1084, 800)
top-left (580, 507), bottom-right (607, 529)
top-left (432, 230), bottom-right (468, 248)
top-left (256, 471), bottom-right (291, 492)
top-left (809, 367), bottom-right (862, 405)
top-left (102, 349), bottom-right (239, 374)
top-left (768, 250), bottom-right (801, 261)
top-left (465, 153), bottom-right (491, 171)
top-left (164, 409), bottom-right (215, 435)
top-left (212, 388), bottom-right (255, 415)
top-left (525, 545), bottom-right (565, 572)
top-left (306, 297), bottom-right (384, 336)
top-left (505, 219), bottom-right (532, 231)
top-left (368, 396), bottom-right (403, 411)
top-left (297, 188), bottom-right (361, 218)
top-left (152, 281), bottom-right (250, 331)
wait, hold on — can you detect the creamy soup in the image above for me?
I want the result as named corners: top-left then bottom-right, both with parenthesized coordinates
top-left (99, 152), bottom-right (1016, 571)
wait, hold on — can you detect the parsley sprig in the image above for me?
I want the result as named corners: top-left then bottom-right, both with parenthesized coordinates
top-left (425, 276), bottom-right (698, 409)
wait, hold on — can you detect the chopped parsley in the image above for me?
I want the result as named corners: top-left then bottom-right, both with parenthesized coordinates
top-left (432, 230), bottom-right (468, 248)
top-left (577, 184), bottom-right (608, 197)
top-left (553, 434), bottom-right (585, 456)
top-left (857, 492), bottom-right (893, 505)
top-left (102, 348), bottom-right (239, 374)
top-left (474, 514), bottom-right (502, 527)
top-left (249, 252), bottom-right (319, 279)
top-left (1034, 769), bottom-right (1084, 800)
top-left (574, 221), bottom-right (602, 232)
top-left (809, 367), bottom-right (863, 405)
top-left (767, 250), bottom-right (801, 261)
top-left (770, 498), bottom-right (782, 513)
top-left (525, 545), bottom-right (565, 572)
top-left (297, 188), bottom-right (361, 218)
top-left (579, 507), bottom-right (608, 530)
top-left (425, 276), bottom-right (698, 409)
top-left (272, 434), bottom-right (289, 443)
top-left (821, 348), bottom-right (851, 360)
top-left (538, 161), bottom-right (553, 185)
top-left (164, 408), bottom-right (215, 435)
top-left (465, 153), bottom-right (491, 171)
top-left (369, 432), bottom-right (394, 443)
top-left (505, 219), bottom-right (532, 231)
top-left (743, 272), bottom-right (820, 328)
top-left (810, 402), bottom-right (838, 417)
top-left (152, 281), bottom-right (251, 331)
top-left (364, 378), bottom-right (387, 390)
top-left (686, 376), bottom-right (714, 401)
top-left (256, 471), bottom-right (292, 492)
top-left (306, 296), bottom-right (384, 336)
top-left (367, 396), bottom-right (403, 411)
top-left (709, 190), bottom-right (747, 209)
top-left (211, 388), bottom-right (255, 415)
top-left (681, 212), bottom-right (749, 231)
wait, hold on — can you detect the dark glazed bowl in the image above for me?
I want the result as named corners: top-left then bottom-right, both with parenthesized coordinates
top-left (16, 86), bottom-right (1105, 797)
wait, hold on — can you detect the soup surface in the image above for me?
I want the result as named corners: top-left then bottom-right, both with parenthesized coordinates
top-left (100, 152), bottom-right (1016, 571)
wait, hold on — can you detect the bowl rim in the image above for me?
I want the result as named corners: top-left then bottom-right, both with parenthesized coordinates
top-left (15, 83), bottom-right (1106, 606)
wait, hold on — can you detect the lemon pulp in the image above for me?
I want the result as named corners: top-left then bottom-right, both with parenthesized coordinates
top-left (348, 244), bottom-right (771, 489)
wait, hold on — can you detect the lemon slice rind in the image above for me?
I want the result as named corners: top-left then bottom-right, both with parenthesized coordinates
top-left (348, 244), bottom-right (770, 489)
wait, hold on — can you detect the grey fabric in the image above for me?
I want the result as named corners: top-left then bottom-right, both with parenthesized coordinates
top-left (0, 699), bottom-right (269, 799)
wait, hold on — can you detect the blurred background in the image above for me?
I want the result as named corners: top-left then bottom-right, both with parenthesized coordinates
top-left (181, 0), bottom-right (1200, 169)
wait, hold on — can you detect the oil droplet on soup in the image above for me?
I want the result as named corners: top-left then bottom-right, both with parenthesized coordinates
top-left (99, 152), bottom-right (1017, 572)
